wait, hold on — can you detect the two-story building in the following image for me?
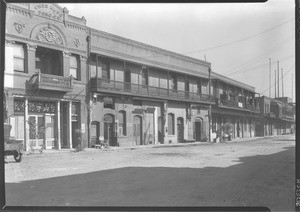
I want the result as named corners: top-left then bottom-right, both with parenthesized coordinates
top-left (210, 72), bottom-right (260, 139)
top-left (255, 96), bottom-right (295, 136)
top-left (4, 3), bottom-right (89, 151)
top-left (87, 28), bottom-right (216, 147)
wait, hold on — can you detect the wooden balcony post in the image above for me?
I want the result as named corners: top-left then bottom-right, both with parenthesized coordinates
top-left (56, 101), bottom-right (61, 149)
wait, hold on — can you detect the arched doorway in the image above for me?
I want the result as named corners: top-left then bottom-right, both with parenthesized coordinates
top-left (177, 117), bottom-right (184, 143)
top-left (133, 115), bottom-right (143, 145)
top-left (104, 114), bottom-right (117, 146)
top-left (194, 117), bottom-right (203, 142)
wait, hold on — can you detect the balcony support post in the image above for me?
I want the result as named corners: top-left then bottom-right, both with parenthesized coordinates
top-left (208, 67), bottom-right (212, 142)
top-left (24, 97), bottom-right (29, 151)
top-left (56, 101), bottom-right (61, 150)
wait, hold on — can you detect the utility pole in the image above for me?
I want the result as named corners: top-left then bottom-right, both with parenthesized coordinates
top-left (292, 74), bottom-right (293, 102)
top-left (269, 58), bottom-right (271, 98)
top-left (208, 67), bottom-right (212, 142)
top-left (274, 69), bottom-right (277, 98)
top-left (277, 61), bottom-right (279, 98)
top-left (281, 68), bottom-right (284, 97)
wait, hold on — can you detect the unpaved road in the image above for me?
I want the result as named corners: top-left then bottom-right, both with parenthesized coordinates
top-left (5, 135), bottom-right (295, 211)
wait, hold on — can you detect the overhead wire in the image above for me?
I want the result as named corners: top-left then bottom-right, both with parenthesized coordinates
top-left (222, 36), bottom-right (294, 76)
top-left (259, 64), bottom-right (295, 96)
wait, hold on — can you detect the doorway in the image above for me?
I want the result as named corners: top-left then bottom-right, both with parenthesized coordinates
top-left (28, 115), bottom-right (45, 149)
top-left (237, 121), bottom-right (240, 137)
top-left (104, 114), bottom-right (117, 146)
top-left (133, 115), bottom-right (143, 145)
top-left (195, 117), bottom-right (202, 141)
top-left (177, 117), bottom-right (184, 143)
top-left (91, 121), bottom-right (100, 147)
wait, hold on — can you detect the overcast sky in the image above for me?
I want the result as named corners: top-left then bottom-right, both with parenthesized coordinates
top-left (59, 0), bottom-right (295, 101)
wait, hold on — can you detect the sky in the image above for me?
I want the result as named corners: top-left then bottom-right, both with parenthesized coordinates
top-left (59, 0), bottom-right (295, 101)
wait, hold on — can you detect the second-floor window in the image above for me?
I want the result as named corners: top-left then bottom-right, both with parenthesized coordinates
top-left (70, 55), bottom-right (79, 80)
top-left (35, 47), bottom-right (62, 76)
top-left (13, 43), bottom-right (25, 72)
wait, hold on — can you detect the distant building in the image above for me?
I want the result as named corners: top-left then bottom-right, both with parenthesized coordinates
top-left (255, 96), bottom-right (295, 136)
top-left (210, 72), bottom-right (260, 140)
top-left (4, 3), bottom-right (295, 151)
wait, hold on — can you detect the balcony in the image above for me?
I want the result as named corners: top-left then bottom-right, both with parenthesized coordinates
top-left (90, 78), bottom-right (216, 104)
top-left (28, 71), bottom-right (73, 92)
top-left (281, 114), bottom-right (295, 121)
top-left (218, 99), bottom-right (260, 113)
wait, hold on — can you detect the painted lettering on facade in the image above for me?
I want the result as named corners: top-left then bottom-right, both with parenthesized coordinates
top-left (33, 4), bottom-right (63, 22)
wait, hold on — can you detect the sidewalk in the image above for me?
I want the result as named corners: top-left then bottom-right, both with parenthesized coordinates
top-left (25, 134), bottom-right (295, 155)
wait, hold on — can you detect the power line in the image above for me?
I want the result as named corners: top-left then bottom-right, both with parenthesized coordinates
top-left (223, 36), bottom-right (293, 75)
top-left (181, 18), bottom-right (294, 55)
top-left (260, 64), bottom-right (295, 96)
top-left (227, 55), bottom-right (294, 77)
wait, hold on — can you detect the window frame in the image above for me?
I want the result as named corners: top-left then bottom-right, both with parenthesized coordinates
top-left (69, 54), bottom-right (80, 80)
top-left (118, 111), bottom-right (127, 136)
top-left (13, 43), bottom-right (26, 73)
top-left (168, 113), bottom-right (175, 136)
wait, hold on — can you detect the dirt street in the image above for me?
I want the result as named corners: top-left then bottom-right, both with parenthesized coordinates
top-left (5, 135), bottom-right (295, 211)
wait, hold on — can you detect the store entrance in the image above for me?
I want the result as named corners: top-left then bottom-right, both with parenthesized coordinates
top-left (28, 114), bottom-right (55, 149)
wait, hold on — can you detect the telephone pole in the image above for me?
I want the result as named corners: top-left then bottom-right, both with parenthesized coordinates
top-left (281, 68), bottom-right (284, 97)
top-left (274, 69), bottom-right (277, 98)
top-left (269, 58), bottom-right (271, 98)
top-left (277, 61), bottom-right (279, 98)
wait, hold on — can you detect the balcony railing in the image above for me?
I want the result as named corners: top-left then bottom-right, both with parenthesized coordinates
top-left (28, 71), bottom-right (73, 92)
top-left (281, 114), bottom-right (295, 120)
top-left (218, 99), bottom-right (260, 113)
top-left (90, 78), bottom-right (215, 104)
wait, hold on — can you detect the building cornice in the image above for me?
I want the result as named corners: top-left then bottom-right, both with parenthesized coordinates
top-left (91, 46), bottom-right (209, 79)
top-left (89, 28), bottom-right (211, 67)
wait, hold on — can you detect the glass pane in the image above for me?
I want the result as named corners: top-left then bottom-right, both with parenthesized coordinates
top-left (13, 44), bottom-right (24, 58)
top-left (38, 116), bottom-right (45, 139)
top-left (70, 56), bottom-right (78, 68)
top-left (16, 116), bottom-right (24, 139)
top-left (29, 116), bottom-right (36, 139)
top-left (118, 112), bottom-right (124, 124)
top-left (14, 58), bottom-right (24, 72)
top-left (45, 116), bottom-right (54, 138)
top-left (110, 68), bottom-right (114, 80)
top-left (115, 70), bottom-right (124, 82)
top-left (70, 68), bottom-right (77, 79)
top-left (90, 65), bottom-right (96, 78)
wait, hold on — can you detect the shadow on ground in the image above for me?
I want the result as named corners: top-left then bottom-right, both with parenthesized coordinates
top-left (5, 147), bottom-right (295, 211)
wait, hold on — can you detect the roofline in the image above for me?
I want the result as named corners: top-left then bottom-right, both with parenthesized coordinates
top-left (211, 71), bottom-right (255, 92)
top-left (88, 27), bottom-right (211, 68)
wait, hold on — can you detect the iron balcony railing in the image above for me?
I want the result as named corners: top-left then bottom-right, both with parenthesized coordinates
top-left (28, 71), bottom-right (73, 92)
top-left (90, 78), bottom-right (216, 104)
top-left (218, 98), bottom-right (260, 113)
